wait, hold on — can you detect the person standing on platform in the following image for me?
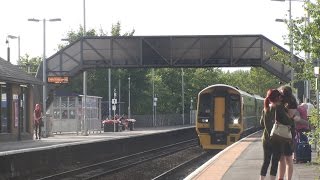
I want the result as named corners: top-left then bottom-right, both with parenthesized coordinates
top-left (296, 103), bottom-right (309, 133)
top-left (277, 85), bottom-right (297, 180)
top-left (304, 98), bottom-right (314, 118)
top-left (33, 104), bottom-right (43, 140)
top-left (259, 89), bottom-right (283, 180)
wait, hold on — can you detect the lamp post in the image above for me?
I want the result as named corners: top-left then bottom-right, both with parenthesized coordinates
top-left (190, 98), bottom-right (193, 125)
top-left (83, 0), bottom-right (86, 34)
top-left (152, 68), bottom-right (155, 126)
top-left (301, 14), bottom-right (311, 102)
top-left (273, 0), bottom-right (311, 100)
top-left (28, 18), bottom-right (61, 137)
top-left (273, 0), bottom-right (294, 86)
top-left (181, 68), bottom-right (185, 125)
top-left (82, 0), bottom-right (88, 136)
top-left (273, 0), bottom-right (311, 84)
top-left (5, 37), bottom-right (10, 63)
top-left (119, 78), bottom-right (121, 115)
top-left (154, 95), bottom-right (158, 126)
top-left (7, 35), bottom-right (20, 65)
top-left (128, 76), bottom-right (131, 119)
top-left (314, 66), bottom-right (319, 153)
top-left (108, 70), bottom-right (111, 119)
top-left (305, 13), bottom-right (311, 102)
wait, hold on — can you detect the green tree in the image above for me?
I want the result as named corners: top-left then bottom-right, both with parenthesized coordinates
top-left (290, 0), bottom-right (320, 161)
top-left (58, 25), bottom-right (99, 49)
top-left (271, 1), bottom-right (320, 84)
top-left (248, 68), bottom-right (280, 96)
top-left (111, 21), bottom-right (135, 36)
top-left (18, 54), bottom-right (42, 75)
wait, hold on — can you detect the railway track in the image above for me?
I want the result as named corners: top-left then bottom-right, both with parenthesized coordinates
top-left (151, 150), bottom-right (219, 180)
top-left (36, 139), bottom-right (199, 180)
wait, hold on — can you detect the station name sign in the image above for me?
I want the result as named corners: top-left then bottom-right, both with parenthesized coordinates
top-left (47, 76), bottom-right (69, 84)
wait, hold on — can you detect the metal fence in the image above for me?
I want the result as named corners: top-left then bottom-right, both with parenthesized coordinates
top-left (132, 110), bottom-right (196, 128)
top-left (49, 95), bottom-right (102, 134)
top-left (100, 99), bottom-right (196, 128)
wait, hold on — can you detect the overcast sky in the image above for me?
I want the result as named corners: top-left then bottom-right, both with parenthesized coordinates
top-left (0, 0), bottom-right (306, 65)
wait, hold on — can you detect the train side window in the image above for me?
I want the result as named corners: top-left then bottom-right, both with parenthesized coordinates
top-left (198, 93), bottom-right (211, 117)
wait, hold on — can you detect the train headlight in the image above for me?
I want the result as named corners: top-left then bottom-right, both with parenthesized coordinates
top-left (233, 118), bottom-right (239, 124)
top-left (198, 118), bottom-right (209, 123)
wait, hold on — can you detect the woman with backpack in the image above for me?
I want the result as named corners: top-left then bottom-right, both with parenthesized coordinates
top-left (277, 86), bottom-right (309, 180)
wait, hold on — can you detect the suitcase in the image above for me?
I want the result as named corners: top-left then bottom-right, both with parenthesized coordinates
top-left (295, 133), bottom-right (312, 163)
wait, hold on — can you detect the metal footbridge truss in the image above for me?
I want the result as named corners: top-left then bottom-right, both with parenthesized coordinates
top-left (35, 35), bottom-right (298, 106)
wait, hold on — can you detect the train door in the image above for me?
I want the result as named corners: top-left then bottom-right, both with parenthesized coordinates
top-left (213, 97), bottom-right (225, 131)
top-left (211, 96), bottom-right (227, 145)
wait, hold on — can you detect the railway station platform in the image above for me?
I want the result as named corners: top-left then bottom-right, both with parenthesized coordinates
top-left (0, 125), bottom-right (193, 154)
top-left (185, 131), bottom-right (320, 180)
top-left (0, 125), bottom-right (196, 179)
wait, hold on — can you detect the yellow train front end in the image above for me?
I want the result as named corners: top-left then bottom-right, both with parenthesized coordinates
top-left (195, 84), bottom-right (244, 150)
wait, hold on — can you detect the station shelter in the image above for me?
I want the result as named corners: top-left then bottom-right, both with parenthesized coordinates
top-left (0, 58), bottom-right (43, 142)
top-left (49, 90), bottom-right (102, 134)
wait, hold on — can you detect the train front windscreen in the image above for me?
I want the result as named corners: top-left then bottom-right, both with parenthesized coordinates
top-left (197, 93), bottom-right (211, 124)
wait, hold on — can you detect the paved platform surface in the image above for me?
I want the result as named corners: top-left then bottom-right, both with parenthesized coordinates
top-left (0, 126), bottom-right (192, 155)
top-left (186, 131), bottom-right (320, 180)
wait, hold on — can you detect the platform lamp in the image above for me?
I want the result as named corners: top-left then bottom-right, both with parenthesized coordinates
top-left (153, 95), bottom-right (158, 126)
top-left (181, 68), bottom-right (185, 125)
top-left (190, 98), bottom-right (193, 125)
top-left (82, 0), bottom-right (88, 136)
top-left (28, 18), bottom-right (61, 137)
top-left (5, 37), bottom-right (10, 63)
top-left (128, 76), bottom-right (131, 119)
top-left (7, 35), bottom-right (20, 65)
top-left (152, 68), bottom-right (155, 126)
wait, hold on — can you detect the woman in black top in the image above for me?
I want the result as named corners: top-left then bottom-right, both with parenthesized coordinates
top-left (259, 89), bottom-right (293, 180)
top-left (260, 89), bottom-right (280, 180)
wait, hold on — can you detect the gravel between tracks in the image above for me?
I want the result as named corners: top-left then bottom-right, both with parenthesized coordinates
top-left (98, 146), bottom-right (206, 180)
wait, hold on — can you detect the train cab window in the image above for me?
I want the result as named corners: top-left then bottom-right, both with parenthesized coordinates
top-left (198, 93), bottom-right (211, 117)
top-left (229, 95), bottom-right (240, 124)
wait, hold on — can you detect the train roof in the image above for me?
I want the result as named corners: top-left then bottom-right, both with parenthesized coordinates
top-left (199, 84), bottom-right (258, 98)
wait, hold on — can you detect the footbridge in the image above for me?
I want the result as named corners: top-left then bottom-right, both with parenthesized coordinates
top-left (35, 34), bottom-right (298, 107)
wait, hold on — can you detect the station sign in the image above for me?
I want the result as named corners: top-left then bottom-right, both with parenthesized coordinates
top-left (48, 76), bottom-right (69, 84)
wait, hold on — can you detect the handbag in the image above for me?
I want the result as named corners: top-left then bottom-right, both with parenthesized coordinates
top-left (270, 109), bottom-right (292, 141)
